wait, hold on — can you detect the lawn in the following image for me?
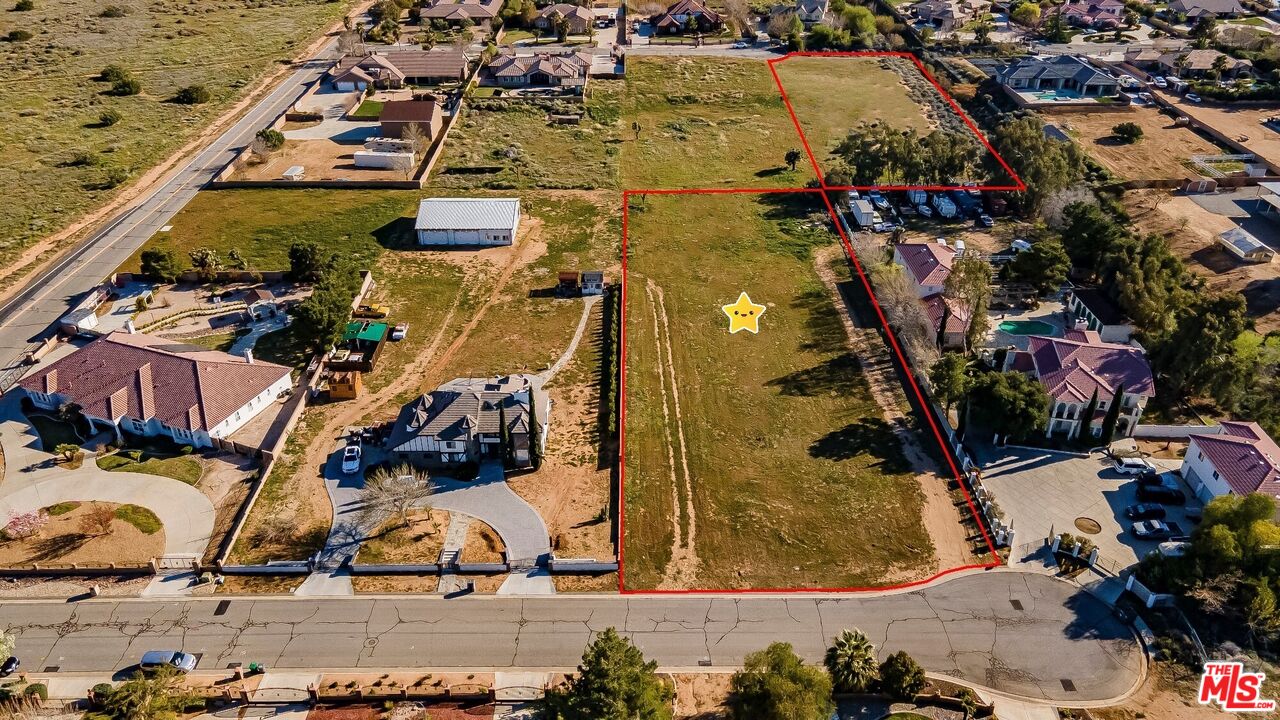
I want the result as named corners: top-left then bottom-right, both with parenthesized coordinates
top-left (348, 99), bottom-right (384, 120)
top-left (622, 192), bottom-right (932, 590)
top-left (430, 90), bottom-right (621, 190)
top-left (0, 0), bottom-right (357, 294)
top-left (115, 503), bottom-right (162, 534)
top-left (97, 452), bottom-right (204, 485)
top-left (125, 189), bottom-right (421, 273)
top-left (620, 57), bottom-right (815, 189)
top-left (186, 331), bottom-right (238, 353)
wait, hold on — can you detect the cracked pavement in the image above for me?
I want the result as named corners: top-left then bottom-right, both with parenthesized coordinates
top-left (3, 571), bottom-right (1142, 703)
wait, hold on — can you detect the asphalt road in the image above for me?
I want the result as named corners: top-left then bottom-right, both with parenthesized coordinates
top-left (5, 571), bottom-right (1143, 703)
top-left (0, 50), bottom-right (342, 389)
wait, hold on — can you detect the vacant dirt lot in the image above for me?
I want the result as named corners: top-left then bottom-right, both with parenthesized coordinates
top-left (233, 139), bottom-right (418, 182)
top-left (1157, 90), bottom-right (1280, 170)
top-left (1055, 107), bottom-right (1223, 180)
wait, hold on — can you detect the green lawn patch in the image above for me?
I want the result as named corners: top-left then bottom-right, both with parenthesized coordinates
top-left (348, 99), bottom-right (384, 119)
top-left (115, 504), bottom-right (162, 534)
top-left (500, 28), bottom-right (537, 44)
top-left (97, 452), bottom-right (203, 485)
top-left (0, 0), bottom-right (358, 297)
top-left (622, 192), bottom-right (932, 590)
top-left (251, 322), bottom-right (315, 373)
top-left (26, 413), bottom-right (85, 449)
top-left (45, 501), bottom-right (81, 516)
top-left (1229, 16), bottom-right (1266, 25)
top-left (187, 331), bottom-right (238, 353)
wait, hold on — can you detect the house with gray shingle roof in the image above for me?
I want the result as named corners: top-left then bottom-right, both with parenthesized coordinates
top-left (16, 330), bottom-right (292, 449)
top-left (1003, 330), bottom-right (1155, 439)
top-left (386, 375), bottom-right (549, 468)
top-left (995, 55), bottom-right (1120, 102)
top-left (1168, 0), bottom-right (1245, 18)
top-left (1182, 421), bottom-right (1280, 504)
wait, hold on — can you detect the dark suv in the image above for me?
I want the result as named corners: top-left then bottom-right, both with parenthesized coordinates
top-left (1137, 483), bottom-right (1186, 505)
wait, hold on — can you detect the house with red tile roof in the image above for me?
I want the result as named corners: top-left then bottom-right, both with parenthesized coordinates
top-left (650, 0), bottom-right (723, 33)
top-left (892, 242), bottom-right (958, 298)
top-left (1003, 330), bottom-right (1155, 439)
top-left (1059, 0), bottom-right (1125, 28)
top-left (1182, 421), bottom-right (1280, 504)
top-left (16, 331), bottom-right (292, 449)
top-left (923, 293), bottom-right (970, 350)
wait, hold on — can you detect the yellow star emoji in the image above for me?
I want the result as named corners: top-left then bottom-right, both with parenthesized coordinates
top-left (722, 292), bottom-right (766, 335)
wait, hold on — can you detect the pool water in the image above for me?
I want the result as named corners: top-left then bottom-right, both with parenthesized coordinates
top-left (998, 319), bottom-right (1056, 335)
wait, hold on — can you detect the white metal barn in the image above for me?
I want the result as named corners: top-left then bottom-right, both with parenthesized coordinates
top-left (415, 198), bottom-right (521, 247)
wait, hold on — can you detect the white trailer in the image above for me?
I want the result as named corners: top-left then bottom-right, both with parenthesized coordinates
top-left (849, 198), bottom-right (877, 227)
top-left (932, 194), bottom-right (958, 219)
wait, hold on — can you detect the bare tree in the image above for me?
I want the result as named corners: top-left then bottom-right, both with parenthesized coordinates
top-left (391, 151), bottom-right (417, 180)
top-left (359, 463), bottom-right (434, 527)
top-left (402, 121), bottom-right (429, 157)
top-left (337, 29), bottom-right (365, 56)
top-left (1038, 182), bottom-right (1095, 228)
top-left (248, 136), bottom-right (272, 164)
top-left (722, 0), bottom-right (750, 35)
top-left (766, 11), bottom-right (794, 38)
top-left (80, 504), bottom-right (116, 537)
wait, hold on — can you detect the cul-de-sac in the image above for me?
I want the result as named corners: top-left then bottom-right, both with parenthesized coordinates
top-left (1, 0), bottom-right (1280, 717)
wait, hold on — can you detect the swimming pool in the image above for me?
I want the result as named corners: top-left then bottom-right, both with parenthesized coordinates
top-left (998, 319), bottom-right (1056, 335)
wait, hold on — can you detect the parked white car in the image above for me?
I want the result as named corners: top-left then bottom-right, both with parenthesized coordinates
top-left (1185, 92), bottom-right (1202, 103)
top-left (1153, 77), bottom-right (1168, 89)
top-left (341, 445), bottom-right (362, 475)
top-left (1112, 456), bottom-right (1156, 476)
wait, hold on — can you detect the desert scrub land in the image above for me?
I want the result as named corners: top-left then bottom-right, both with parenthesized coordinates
top-left (0, 0), bottom-right (356, 290)
top-left (620, 57), bottom-right (815, 189)
top-left (622, 192), bottom-right (934, 590)
top-left (431, 90), bottom-right (622, 190)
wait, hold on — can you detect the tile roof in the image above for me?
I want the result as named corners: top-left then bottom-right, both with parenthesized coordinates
top-left (415, 197), bottom-right (521, 231)
top-left (922, 292), bottom-right (970, 336)
top-left (539, 3), bottom-right (593, 20)
top-left (1027, 334), bottom-right (1155, 403)
top-left (895, 242), bottom-right (957, 288)
top-left (378, 100), bottom-right (440, 125)
top-left (488, 51), bottom-right (591, 80)
top-left (18, 331), bottom-right (290, 432)
top-left (419, 0), bottom-right (500, 20)
top-left (387, 376), bottom-right (534, 451)
top-left (1192, 421), bottom-right (1280, 497)
top-left (332, 54), bottom-right (404, 84)
top-left (1169, 0), bottom-right (1244, 14)
top-left (652, 0), bottom-right (722, 26)
top-left (376, 49), bottom-right (468, 79)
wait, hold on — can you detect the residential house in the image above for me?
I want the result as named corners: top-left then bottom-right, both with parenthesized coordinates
top-left (995, 55), bottom-right (1120, 98)
top-left (1181, 421), bottom-right (1280, 503)
top-left (893, 242), bottom-right (958, 298)
top-left (379, 100), bottom-right (443, 141)
top-left (1059, 0), bottom-right (1125, 27)
top-left (924, 293), bottom-right (971, 349)
top-left (1065, 286), bottom-right (1134, 343)
top-left (650, 0), bottom-right (723, 34)
top-left (910, 0), bottom-right (989, 31)
top-left (332, 50), bottom-right (469, 91)
top-left (1154, 49), bottom-right (1252, 78)
top-left (415, 197), bottom-right (521, 246)
top-left (419, 0), bottom-right (502, 24)
top-left (581, 270), bottom-right (605, 295)
top-left (386, 375), bottom-right (549, 468)
top-left (331, 54), bottom-right (404, 91)
top-left (795, 0), bottom-right (831, 26)
top-left (1168, 0), bottom-right (1245, 18)
top-left (533, 3), bottom-right (594, 34)
top-left (1218, 227), bottom-right (1277, 263)
top-left (1003, 330), bottom-right (1155, 439)
top-left (485, 51), bottom-right (591, 89)
top-left (17, 331), bottom-right (292, 449)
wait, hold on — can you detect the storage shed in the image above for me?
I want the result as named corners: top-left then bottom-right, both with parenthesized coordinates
top-left (1218, 227), bottom-right (1276, 264)
top-left (415, 198), bottom-right (521, 246)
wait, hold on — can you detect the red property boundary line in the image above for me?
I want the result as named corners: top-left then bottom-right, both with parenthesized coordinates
top-left (767, 51), bottom-right (1027, 193)
top-left (617, 52), bottom-right (1006, 595)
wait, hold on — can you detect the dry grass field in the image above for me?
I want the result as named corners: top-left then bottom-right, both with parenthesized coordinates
top-left (1053, 108), bottom-right (1225, 181)
top-left (0, 0), bottom-right (355, 288)
top-left (622, 192), bottom-right (934, 590)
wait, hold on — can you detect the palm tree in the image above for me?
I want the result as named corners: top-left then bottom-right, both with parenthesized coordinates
top-left (824, 629), bottom-right (879, 693)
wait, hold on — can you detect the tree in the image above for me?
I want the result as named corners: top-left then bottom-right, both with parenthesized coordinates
top-left (992, 116), bottom-right (1084, 216)
top-left (53, 443), bottom-right (80, 462)
top-left (188, 247), bottom-right (221, 282)
top-left (5, 510), bottom-right (48, 539)
top-left (728, 642), bottom-right (833, 720)
top-left (1150, 292), bottom-right (1247, 399)
top-left (1245, 580), bottom-right (1280, 641)
top-left (1112, 121), bottom-right (1144, 144)
top-left (80, 504), bottom-right (117, 536)
top-left (95, 667), bottom-right (199, 720)
top-left (878, 651), bottom-right (925, 700)
top-left (1006, 238), bottom-right (1070, 294)
top-left (542, 628), bottom-right (673, 720)
top-left (173, 85), bottom-right (210, 104)
top-left (1072, 388), bottom-right (1098, 442)
top-left (1098, 384), bottom-right (1124, 446)
top-left (1060, 201), bottom-right (1125, 273)
top-left (498, 404), bottom-right (513, 467)
top-left (1191, 15), bottom-right (1217, 40)
top-left (973, 20), bottom-right (993, 45)
top-left (288, 240), bottom-right (329, 282)
top-left (967, 371), bottom-right (1050, 442)
top-left (401, 121), bottom-right (429, 158)
top-left (843, 5), bottom-right (875, 43)
top-left (293, 277), bottom-right (356, 350)
top-left (529, 388), bottom-right (544, 468)
top-left (930, 353), bottom-right (970, 414)
top-left (227, 249), bottom-right (248, 270)
top-left (1010, 2), bottom-right (1040, 26)
top-left (943, 256), bottom-right (991, 352)
top-left (824, 629), bottom-right (878, 694)
top-left (556, 15), bottom-right (570, 41)
top-left (140, 248), bottom-right (180, 283)
top-left (784, 148), bottom-right (802, 171)
top-left (358, 463), bottom-right (433, 527)
top-left (255, 128), bottom-right (285, 150)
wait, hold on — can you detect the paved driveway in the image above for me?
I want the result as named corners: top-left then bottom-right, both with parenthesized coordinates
top-left (0, 397), bottom-right (214, 557)
top-left (978, 445), bottom-right (1197, 567)
top-left (432, 461), bottom-right (551, 566)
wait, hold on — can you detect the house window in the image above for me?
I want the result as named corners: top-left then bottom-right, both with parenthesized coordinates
top-left (1198, 451), bottom-right (1203, 461)
top-left (1212, 470), bottom-right (1220, 480)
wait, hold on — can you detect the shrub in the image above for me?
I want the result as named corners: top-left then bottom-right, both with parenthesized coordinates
top-left (7, 29), bottom-right (32, 41)
top-left (91, 682), bottom-right (114, 700)
top-left (180, 445), bottom-right (193, 455)
top-left (99, 64), bottom-right (129, 83)
top-left (67, 150), bottom-right (100, 167)
top-left (110, 77), bottom-right (141, 96)
top-left (23, 683), bottom-right (48, 700)
top-left (173, 85), bottom-right (211, 104)
top-left (114, 504), bottom-right (162, 534)
top-left (14, 0), bottom-right (34, 10)
top-left (256, 128), bottom-right (285, 150)
top-left (45, 501), bottom-right (81, 516)
top-left (99, 4), bottom-right (127, 16)
top-left (878, 651), bottom-right (926, 700)
top-left (101, 166), bottom-right (130, 188)
top-left (98, 108), bottom-right (123, 126)
top-left (1112, 121), bottom-right (1144, 143)
top-left (125, 449), bottom-right (143, 461)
